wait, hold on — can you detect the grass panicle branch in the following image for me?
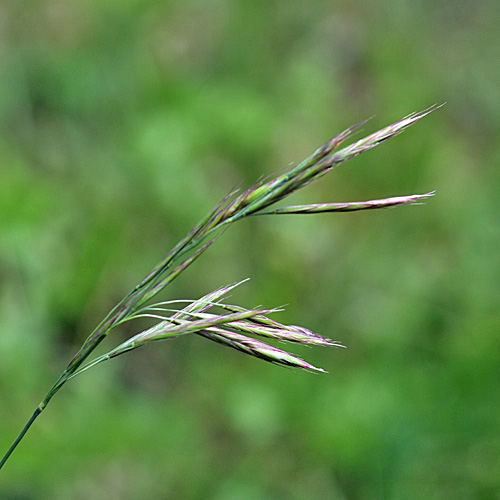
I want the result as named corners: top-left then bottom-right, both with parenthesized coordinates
top-left (258, 192), bottom-right (436, 215)
top-left (69, 280), bottom-right (343, 380)
top-left (0, 105), bottom-right (441, 471)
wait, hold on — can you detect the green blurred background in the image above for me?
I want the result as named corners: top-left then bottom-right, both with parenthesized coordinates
top-left (1, 1), bottom-right (499, 499)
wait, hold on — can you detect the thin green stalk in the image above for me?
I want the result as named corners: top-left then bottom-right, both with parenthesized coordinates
top-left (0, 408), bottom-right (42, 470)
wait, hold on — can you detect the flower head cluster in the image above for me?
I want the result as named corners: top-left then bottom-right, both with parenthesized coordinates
top-left (1, 106), bottom-right (441, 471)
top-left (71, 281), bottom-right (343, 377)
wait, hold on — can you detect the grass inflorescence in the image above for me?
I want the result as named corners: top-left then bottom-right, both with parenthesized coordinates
top-left (0, 105), bottom-right (442, 471)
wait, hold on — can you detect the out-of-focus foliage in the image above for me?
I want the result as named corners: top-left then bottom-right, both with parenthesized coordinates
top-left (1, 1), bottom-right (499, 499)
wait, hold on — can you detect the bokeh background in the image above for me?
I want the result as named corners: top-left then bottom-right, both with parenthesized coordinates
top-left (1, 1), bottom-right (499, 499)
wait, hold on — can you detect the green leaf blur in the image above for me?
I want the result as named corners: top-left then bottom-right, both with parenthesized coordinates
top-left (1, 1), bottom-right (499, 499)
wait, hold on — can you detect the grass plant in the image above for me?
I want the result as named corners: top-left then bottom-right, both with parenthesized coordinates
top-left (0, 105), bottom-right (441, 471)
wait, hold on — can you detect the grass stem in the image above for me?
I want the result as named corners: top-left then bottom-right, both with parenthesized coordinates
top-left (0, 407), bottom-right (42, 470)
